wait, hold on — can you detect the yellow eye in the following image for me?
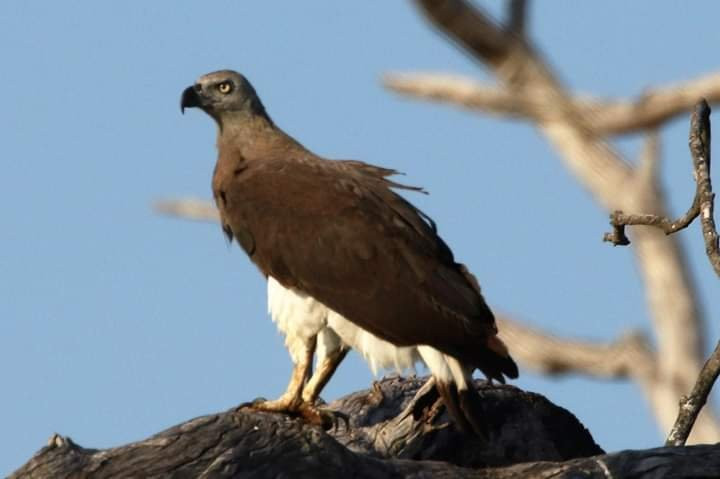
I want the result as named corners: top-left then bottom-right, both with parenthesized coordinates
top-left (217, 81), bottom-right (232, 94)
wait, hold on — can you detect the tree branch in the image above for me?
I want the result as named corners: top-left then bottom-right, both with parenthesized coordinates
top-left (15, 377), bottom-right (720, 477)
top-left (413, 0), bottom-right (511, 66)
top-left (384, 71), bottom-right (720, 135)
top-left (153, 198), bottom-right (220, 222)
top-left (11, 378), bottom-right (604, 478)
top-left (604, 100), bottom-right (720, 277)
top-left (497, 317), bottom-right (654, 380)
top-left (383, 73), bottom-right (531, 119)
top-left (506, 0), bottom-right (527, 37)
top-left (667, 341), bottom-right (720, 447)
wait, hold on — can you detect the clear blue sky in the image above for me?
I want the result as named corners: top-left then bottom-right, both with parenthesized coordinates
top-left (2, 1), bottom-right (720, 474)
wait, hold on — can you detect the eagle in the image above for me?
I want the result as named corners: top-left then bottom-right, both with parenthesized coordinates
top-left (180, 70), bottom-right (518, 434)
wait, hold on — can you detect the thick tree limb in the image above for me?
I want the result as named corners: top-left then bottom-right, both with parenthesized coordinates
top-left (384, 72), bottom-right (720, 135)
top-left (12, 378), bottom-right (606, 478)
top-left (14, 377), bottom-right (720, 478)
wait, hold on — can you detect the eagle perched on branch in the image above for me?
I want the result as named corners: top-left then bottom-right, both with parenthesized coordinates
top-left (180, 70), bottom-right (517, 434)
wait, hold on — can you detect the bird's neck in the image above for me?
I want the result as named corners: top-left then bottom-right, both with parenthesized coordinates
top-left (216, 112), bottom-right (306, 159)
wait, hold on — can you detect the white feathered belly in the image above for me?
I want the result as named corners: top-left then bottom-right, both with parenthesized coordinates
top-left (267, 276), bottom-right (420, 375)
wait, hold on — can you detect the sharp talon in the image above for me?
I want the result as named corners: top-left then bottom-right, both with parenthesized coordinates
top-left (337, 411), bottom-right (351, 431)
top-left (235, 397), bottom-right (268, 411)
top-left (297, 404), bottom-right (350, 431)
top-left (322, 411), bottom-right (347, 431)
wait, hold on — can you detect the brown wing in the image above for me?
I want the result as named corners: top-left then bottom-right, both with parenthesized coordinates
top-left (218, 156), bottom-right (517, 380)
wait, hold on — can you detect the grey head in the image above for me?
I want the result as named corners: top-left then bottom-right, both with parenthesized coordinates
top-left (180, 70), bottom-right (268, 126)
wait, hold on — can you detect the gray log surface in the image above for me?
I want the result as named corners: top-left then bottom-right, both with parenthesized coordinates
top-left (11, 377), bottom-right (720, 478)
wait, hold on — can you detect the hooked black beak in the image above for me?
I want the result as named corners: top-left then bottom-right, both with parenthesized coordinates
top-left (180, 85), bottom-right (201, 114)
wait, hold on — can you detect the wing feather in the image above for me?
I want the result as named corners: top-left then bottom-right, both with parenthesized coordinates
top-left (220, 156), bottom-right (511, 374)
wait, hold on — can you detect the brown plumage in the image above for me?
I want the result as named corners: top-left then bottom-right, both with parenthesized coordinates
top-left (181, 70), bottom-right (517, 434)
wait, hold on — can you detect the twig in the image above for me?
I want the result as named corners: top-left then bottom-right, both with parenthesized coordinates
top-left (603, 100), bottom-right (720, 277)
top-left (666, 341), bottom-right (720, 446)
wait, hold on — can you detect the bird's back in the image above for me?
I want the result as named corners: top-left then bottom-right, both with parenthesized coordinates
top-left (213, 139), bottom-right (515, 381)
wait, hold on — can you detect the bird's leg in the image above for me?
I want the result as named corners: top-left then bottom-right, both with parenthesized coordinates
top-left (297, 345), bottom-right (350, 430)
top-left (302, 346), bottom-right (349, 404)
top-left (241, 338), bottom-right (315, 413)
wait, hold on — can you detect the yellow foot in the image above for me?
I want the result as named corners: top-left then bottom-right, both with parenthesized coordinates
top-left (236, 397), bottom-right (349, 431)
top-left (236, 396), bottom-right (301, 413)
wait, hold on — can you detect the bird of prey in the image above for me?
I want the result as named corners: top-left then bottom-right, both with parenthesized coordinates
top-left (180, 70), bottom-right (518, 434)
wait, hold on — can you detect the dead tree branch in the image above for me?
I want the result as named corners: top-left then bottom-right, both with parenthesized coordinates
top-left (497, 317), bottom-right (654, 380)
top-left (604, 100), bottom-right (720, 277)
top-left (667, 340), bottom-right (720, 447)
top-left (404, 0), bottom-right (716, 442)
top-left (11, 378), bottom-right (605, 478)
top-left (506, 0), bottom-right (527, 37)
top-left (589, 103), bottom-right (720, 445)
top-left (15, 377), bottom-right (720, 478)
top-left (384, 71), bottom-right (720, 135)
top-left (153, 198), bottom-right (220, 222)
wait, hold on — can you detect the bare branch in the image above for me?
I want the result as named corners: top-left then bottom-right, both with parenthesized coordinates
top-left (497, 316), bottom-right (654, 380)
top-left (384, 71), bottom-right (720, 135)
top-left (383, 73), bottom-right (529, 119)
top-left (593, 73), bottom-right (720, 134)
top-left (636, 130), bottom-right (661, 190)
top-left (413, 0), bottom-right (511, 66)
top-left (153, 198), bottom-right (220, 222)
top-left (690, 101), bottom-right (720, 276)
top-left (603, 100), bottom-right (720, 277)
top-left (667, 341), bottom-right (720, 446)
top-left (603, 208), bottom-right (698, 246)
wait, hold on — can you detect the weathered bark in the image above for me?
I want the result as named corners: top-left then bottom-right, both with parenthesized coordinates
top-left (11, 377), bottom-right (720, 478)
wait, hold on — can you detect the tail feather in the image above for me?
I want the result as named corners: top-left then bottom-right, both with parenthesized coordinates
top-left (419, 346), bottom-right (508, 437)
top-left (477, 335), bottom-right (518, 382)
